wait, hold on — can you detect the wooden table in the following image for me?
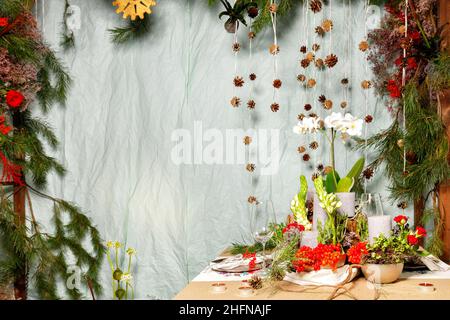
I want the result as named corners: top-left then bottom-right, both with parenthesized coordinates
top-left (175, 277), bottom-right (450, 300)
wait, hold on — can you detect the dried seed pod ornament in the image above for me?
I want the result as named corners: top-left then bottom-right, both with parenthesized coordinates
top-left (310, 0), bottom-right (322, 13)
top-left (232, 42), bottom-right (241, 52)
top-left (231, 96), bottom-right (241, 107)
top-left (247, 100), bottom-right (256, 109)
top-left (307, 78), bottom-right (316, 88)
top-left (297, 74), bottom-right (306, 82)
top-left (304, 104), bottom-right (312, 111)
top-left (270, 103), bottom-right (280, 112)
top-left (243, 136), bottom-right (252, 145)
top-left (301, 59), bottom-right (310, 68)
top-left (273, 79), bottom-right (282, 89)
top-left (269, 44), bottom-right (279, 55)
top-left (361, 80), bottom-right (372, 89)
top-left (315, 26), bottom-right (325, 37)
top-left (312, 43), bottom-right (320, 52)
top-left (234, 76), bottom-right (244, 87)
top-left (359, 40), bottom-right (369, 52)
top-left (325, 54), bottom-right (338, 68)
top-left (249, 73), bottom-right (257, 81)
top-left (321, 19), bottom-right (333, 32)
top-left (297, 146), bottom-right (306, 154)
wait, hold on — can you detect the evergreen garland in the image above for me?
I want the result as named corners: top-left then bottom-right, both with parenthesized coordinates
top-left (0, 0), bottom-right (104, 299)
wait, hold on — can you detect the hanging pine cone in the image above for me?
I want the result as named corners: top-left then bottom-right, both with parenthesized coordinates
top-left (341, 78), bottom-right (349, 85)
top-left (297, 146), bottom-right (306, 154)
top-left (232, 42), bottom-right (241, 52)
top-left (309, 141), bottom-right (319, 150)
top-left (359, 40), bottom-right (369, 52)
top-left (362, 167), bottom-right (374, 180)
top-left (406, 151), bottom-right (417, 164)
top-left (297, 74), bottom-right (306, 82)
top-left (248, 6), bottom-right (259, 18)
top-left (324, 100), bottom-right (333, 110)
top-left (315, 26), bottom-right (325, 36)
top-left (318, 95), bottom-right (326, 104)
top-left (297, 113), bottom-right (305, 120)
top-left (234, 76), bottom-right (244, 87)
top-left (315, 58), bottom-right (324, 69)
top-left (304, 103), bottom-right (312, 111)
top-left (325, 54), bottom-right (338, 68)
top-left (243, 136), bottom-right (252, 145)
top-left (361, 80), bottom-right (372, 89)
top-left (246, 163), bottom-right (255, 172)
top-left (268, 3), bottom-right (278, 13)
top-left (340, 101), bottom-right (348, 108)
top-left (249, 73), bottom-right (257, 81)
top-left (247, 100), bottom-right (256, 109)
top-left (310, 0), bottom-right (322, 13)
top-left (306, 52), bottom-right (315, 62)
top-left (273, 79), bottom-right (282, 89)
top-left (248, 31), bottom-right (256, 39)
top-left (301, 58), bottom-right (310, 68)
top-left (365, 115), bottom-right (373, 123)
top-left (321, 19), bottom-right (333, 32)
top-left (312, 43), bottom-right (320, 52)
top-left (248, 275), bottom-right (263, 289)
top-left (300, 45), bottom-right (307, 53)
top-left (231, 96), bottom-right (241, 107)
top-left (397, 201), bottom-right (408, 209)
top-left (271, 103), bottom-right (280, 112)
top-left (307, 79), bottom-right (316, 88)
top-left (302, 153), bottom-right (311, 162)
top-left (248, 196), bottom-right (257, 204)
top-left (317, 163), bottom-right (324, 172)
top-left (269, 44), bottom-right (279, 55)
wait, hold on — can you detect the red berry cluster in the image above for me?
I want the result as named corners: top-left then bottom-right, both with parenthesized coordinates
top-left (347, 242), bottom-right (368, 264)
top-left (282, 222), bottom-right (305, 234)
top-left (292, 244), bottom-right (342, 272)
top-left (243, 250), bottom-right (257, 271)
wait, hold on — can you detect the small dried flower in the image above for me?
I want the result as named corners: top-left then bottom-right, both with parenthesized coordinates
top-left (234, 76), bottom-right (244, 87)
top-left (304, 103), bottom-right (312, 111)
top-left (302, 153), bottom-right (311, 162)
top-left (231, 96), bottom-right (241, 107)
top-left (243, 136), bottom-right (252, 145)
top-left (315, 58), bottom-right (324, 68)
top-left (270, 102), bottom-right (280, 112)
top-left (297, 146), bottom-right (306, 154)
top-left (269, 44), bottom-right (279, 55)
top-left (309, 141), bottom-right (319, 150)
top-left (246, 163), bottom-right (255, 172)
top-left (247, 100), bottom-right (256, 109)
top-left (249, 73), bottom-right (257, 81)
top-left (232, 42), bottom-right (241, 52)
top-left (273, 79), bottom-right (282, 89)
top-left (297, 74), bottom-right (306, 82)
top-left (365, 115), bottom-right (373, 123)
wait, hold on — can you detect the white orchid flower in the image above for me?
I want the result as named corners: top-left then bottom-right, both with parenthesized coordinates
top-left (324, 112), bottom-right (345, 131)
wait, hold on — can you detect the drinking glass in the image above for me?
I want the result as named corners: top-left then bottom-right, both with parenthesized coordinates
top-left (250, 199), bottom-right (277, 276)
top-left (359, 193), bottom-right (384, 217)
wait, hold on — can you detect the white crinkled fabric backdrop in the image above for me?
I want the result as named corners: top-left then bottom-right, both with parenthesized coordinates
top-left (30, 0), bottom-right (411, 299)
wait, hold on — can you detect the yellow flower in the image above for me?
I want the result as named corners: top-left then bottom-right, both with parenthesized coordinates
top-left (106, 241), bottom-right (114, 248)
top-left (114, 241), bottom-right (123, 249)
top-left (126, 248), bottom-right (136, 256)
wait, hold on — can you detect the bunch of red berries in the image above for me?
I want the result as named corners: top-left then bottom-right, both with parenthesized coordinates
top-left (347, 242), bottom-right (368, 264)
top-left (292, 244), bottom-right (342, 272)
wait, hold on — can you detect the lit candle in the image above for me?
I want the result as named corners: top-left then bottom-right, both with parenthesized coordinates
top-left (211, 282), bottom-right (227, 293)
top-left (418, 282), bottom-right (435, 293)
top-left (368, 215), bottom-right (392, 244)
top-left (238, 286), bottom-right (254, 297)
top-left (301, 231), bottom-right (318, 248)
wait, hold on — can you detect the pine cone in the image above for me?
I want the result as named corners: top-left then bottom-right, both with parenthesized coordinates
top-left (300, 45), bottom-right (307, 53)
top-left (297, 113), bottom-right (305, 120)
top-left (243, 136), bottom-right (252, 145)
top-left (234, 76), bottom-right (244, 87)
top-left (247, 100), bottom-right (256, 109)
top-left (297, 74), bottom-right (306, 82)
top-left (365, 115), bottom-right (373, 123)
top-left (315, 26), bottom-right (325, 36)
top-left (315, 58), bottom-right (324, 68)
top-left (406, 151), bottom-right (417, 164)
top-left (249, 73), bottom-right (257, 81)
top-left (248, 6), bottom-right (259, 18)
top-left (318, 95), bottom-right (326, 104)
top-left (268, 3), bottom-right (278, 13)
top-left (309, 141), bottom-right (319, 150)
top-left (231, 96), bottom-right (241, 107)
top-left (325, 54), bottom-right (338, 68)
top-left (248, 196), bottom-right (257, 204)
top-left (363, 167), bottom-right (374, 180)
top-left (301, 58), bottom-right (310, 68)
top-left (246, 163), bottom-right (255, 172)
top-left (248, 31), bottom-right (256, 39)
top-left (310, 0), bottom-right (322, 13)
top-left (298, 146), bottom-right (306, 154)
top-left (324, 100), bottom-right (333, 110)
top-left (341, 78), bottom-right (349, 85)
top-left (232, 42), bottom-right (241, 52)
top-left (397, 201), bottom-right (408, 209)
top-left (306, 52), bottom-right (315, 62)
top-left (302, 153), bottom-right (311, 162)
top-left (273, 79), bottom-right (282, 89)
top-left (304, 103), bottom-right (312, 111)
top-left (269, 44), bottom-right (279, 55)
top-left (361, 80), bottom-right (372, 89)
top-left (317, 163), bottom-right (324, 172)
top-left (307, 78), bottom-right (316, 88)
top-left (270, 103), bottom-right (280, 112)
top-left (340, 101), bottom-right (348, 109)
top-left (322, 19), bottom-right (333, 32)
top-left (312, 43), bottom-right (320, 52)
top-left (248, 275), bottom-right (263, 289)
top-left (359, 40), bottom-right (369, 52)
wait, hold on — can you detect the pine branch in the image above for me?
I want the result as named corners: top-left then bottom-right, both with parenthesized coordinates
top-left (109, 16), bottom-right (150, 44)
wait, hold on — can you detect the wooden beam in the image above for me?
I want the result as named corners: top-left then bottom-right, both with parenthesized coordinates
top-left (438, 0), bottom-right (450, 262)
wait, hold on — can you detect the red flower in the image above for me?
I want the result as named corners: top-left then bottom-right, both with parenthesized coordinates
top-left (407, 234), bottom-right (419, 246)
top-left (387, 80), bottom-right (401, 98)
top-left (347, 242), bottom-right (368, 264)
top-left (394, 214), bottom-right (408, 225)
top-left (5, 90), bottom-right (25, 108)
top-left (0, 124), bottom-right (11, 135)
top-left (415, 226), bottom-right (427, 238)
top-left (282, 222), bottom-right (305, 234)
top-left (0, 18), bottom-right (8, 27)
top-left (407, 57), bottom-right (417, 69)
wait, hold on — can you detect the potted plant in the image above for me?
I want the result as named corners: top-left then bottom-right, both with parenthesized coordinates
top-left (348, 215), bottom-right (427, 284)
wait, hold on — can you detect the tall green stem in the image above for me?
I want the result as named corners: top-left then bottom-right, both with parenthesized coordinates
top-left (330, 129), bottom-right (338, 188)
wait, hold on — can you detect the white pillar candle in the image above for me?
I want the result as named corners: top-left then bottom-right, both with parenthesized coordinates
top-left (300, 231), bottom-right (318, 248)
top-left (368, 216), bottom-right (392, 244)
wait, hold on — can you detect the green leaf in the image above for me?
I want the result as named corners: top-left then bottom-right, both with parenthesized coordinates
top-left (336, 177), bottom-right (354, 193)
top-left (346, 157), bottom-right (365, 180)
top-left (325, 171), bottom-right (340, 193)
top-left (299, 175), bottom-right (308, 202)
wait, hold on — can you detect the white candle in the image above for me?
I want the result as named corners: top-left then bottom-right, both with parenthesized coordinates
top-left (368, 216), bottom-right (392, 244)
top-left (211, 282), bottom-right (227, 293)
top-left (300, 231), bottom-right (318, 248)
top-left (238, 286), bottom-right (254, 297)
